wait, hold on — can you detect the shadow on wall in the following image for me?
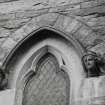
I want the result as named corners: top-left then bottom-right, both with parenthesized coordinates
top-left (0, 70), bottom-right (8, 91)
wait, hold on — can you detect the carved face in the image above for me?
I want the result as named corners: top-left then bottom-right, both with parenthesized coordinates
top-left (84, 55), bottom-right (95, 69)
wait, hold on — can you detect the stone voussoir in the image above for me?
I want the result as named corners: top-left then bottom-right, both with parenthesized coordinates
top-left (0, 37), bottom-right (17, 63)
top-left (1, 37), bottom-right (17, 52)
top-left (73, 25), bottom-right (93, 46)
top-left (11, 19), bottom-right (39, 42)
top-left (65, 18), bottom-right (82, 33)
top-left (54, 15), bottom-right (76, 32)
top-left (35, 13), bottom-right (59, 27)
top-left (0, 47), bottom-right (8, 62)
top-left (11, 13), bottom-right (59, 42)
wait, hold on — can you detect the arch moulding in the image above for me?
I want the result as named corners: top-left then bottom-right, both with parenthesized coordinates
top-left (0, 12), bottom-right (97, 105)
top-left (0, 12), bottom-right (97, 69)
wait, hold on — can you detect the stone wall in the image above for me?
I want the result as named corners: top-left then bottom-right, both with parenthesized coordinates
top-left (0, 0), bottom-right (105, 105)
top-left (0, 0), bottom-right (105, 54)
top-left (78, 76), bottom-right (105, 105)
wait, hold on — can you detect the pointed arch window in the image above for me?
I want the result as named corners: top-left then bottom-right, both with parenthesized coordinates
top-left (23, 53), bottom-right (70, 105)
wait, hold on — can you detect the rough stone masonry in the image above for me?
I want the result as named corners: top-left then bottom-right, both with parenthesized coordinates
top-left (0, 0), bottom-right (105, 105)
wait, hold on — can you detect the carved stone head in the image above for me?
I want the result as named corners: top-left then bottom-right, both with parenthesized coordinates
top-left (82, 51), bottom-right (104, 77)
top-left (83, 51), bottom-right (97, 70)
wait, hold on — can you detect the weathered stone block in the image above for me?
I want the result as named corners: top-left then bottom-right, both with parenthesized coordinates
top-left (15, 8), bottom-right (49, 19)
top-left (0, 13), bottom-right (15, 21)
top-left (0, 38), bottom-right (6, 45)
top-left (35, 13), bottom-right (59, 26)
top-left (80, 0), bottom-right (98, 8)
top-left (65, 19), bottom-right (81, 33)
top-left (87, 16), bottom-right (105, 27)
top-left (11, 30), bottom-right (25, 42)
top-left (97, 17), bottom-right (105, 26)
top-left (97, 76), bottom-right (105, 96)
top-left (87, 17), bottom-right (98, 27)
top-left (73, 26), bottom-right (92, 43)
top-left (0, 28), bottom-right (11, 37)
top-left (54, 15), bottom-right (75, 32)
top-left (77, 76), bottom-right (105, 105)
top-left (70, 0), bottom-right (83, 4)
top-left (93, 36), bottom-right (105, 47)
top-left (64, 4), bottom-right (81, 15)
top-left (83, 32), bottom-right (98, 48)
top-left (82, 15), bottom-right (97, 22)
top-left (76, 5), bottom-right (105, 16)
top-left (2, 38), bottom-right (17, 52)
top-left (63, 16), bottom-right (73, 29)
top-left (4, 18), bottom-right (30, 29)
top-left (48, 0), bottom-right (69, 6)
top-left (49, 5), bottom-right (68, 12)
top-left (82, 78), bottom-right (95, 98)
top-left (0, 47), bottom-right (7, 61)
top-left (91, 96), bottom-right (105, 105)
top-left (10, 17), bottom-right (41, 42)
top-left (75, 99), bottom-right (90, 105)
top-left (97, 0), bottom-right (105, 5)
top-left (90, 41), bottom-right (105, 55)
top-left (54, 15), bottom-right (66, 30)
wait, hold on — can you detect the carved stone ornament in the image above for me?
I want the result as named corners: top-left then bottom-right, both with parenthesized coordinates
top-left (82, 51), bottom-right (105, 77)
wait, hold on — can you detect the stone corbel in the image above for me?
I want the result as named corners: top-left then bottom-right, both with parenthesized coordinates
top-left (82, 51), bottom-right (105, 78)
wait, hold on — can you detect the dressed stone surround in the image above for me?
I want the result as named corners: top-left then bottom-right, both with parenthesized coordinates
top-left (0, 0), bottom-right (105, 105)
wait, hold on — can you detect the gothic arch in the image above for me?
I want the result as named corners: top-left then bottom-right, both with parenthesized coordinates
top-left (0, 13), bottom-right (97, 105)
top-left (6, 28), bottom-right (85, 88)
top-left (3, 26), bottom-right (85, 68)
top-left (14, 42), bottom-right (81, 105)
top-left (0, 12), bottom-right (97, 69)
top-left (1, 26), bottom-right (87, 88)
top-left (1, 27), bottom-right (87, 105)
top-left (22, 53), bottom-right (70, 105)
